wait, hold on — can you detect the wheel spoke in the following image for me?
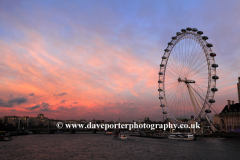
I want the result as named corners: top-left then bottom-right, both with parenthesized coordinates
top-left (159, 30), bottom-right (217, 125)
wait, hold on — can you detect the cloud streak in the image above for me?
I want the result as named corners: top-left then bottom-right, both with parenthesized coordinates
top-left (0, 0), bottom-right (239, 120)
top-left (56, 93), bottom-right (67, 96)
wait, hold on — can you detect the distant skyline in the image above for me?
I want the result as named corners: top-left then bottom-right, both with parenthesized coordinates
top-left (0, 0), bottom-right (239, 121)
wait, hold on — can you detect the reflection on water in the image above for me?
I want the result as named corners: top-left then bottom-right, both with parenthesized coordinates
top-left (1, 134), bottom-right (240, 159)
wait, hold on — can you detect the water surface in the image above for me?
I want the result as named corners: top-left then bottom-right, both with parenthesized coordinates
top-left (1, 134), bottom-right (240, 160)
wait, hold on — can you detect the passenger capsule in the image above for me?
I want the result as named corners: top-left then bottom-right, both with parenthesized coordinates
top-left (186, 27), bottom-right (192, 31)
top-left (211, 88), bottom-right (218, 92)
top-left (212, 64), bottom-right (218, 68)
top-left (209, 99), bottom-right (215, 103)
top-left (163, 111), bottom-right (167, 114)
top-left (202, 36), bottom-right (208, 40)
top-left (168, 42), bottom-right (173, 45)
top-left (158, 88), bottom-right (163, 92)
top-left (172, 36), bottom-right (177, 40)
top-left (181, 29), bottom-right (186, 33)
top-left (164, 49), bottom-right (169, 52)
top-left (205, 109), bottom-right (211, 113)
top-left (192, 28), bottom-right (198, 32)
top-left (197, 31), bottom-right (203, 35)
top-left (206, 43), bottom-right (213, 47)
top-left (159, 96), bottom-right (164, 99)
top-left (212, 76), bottom-right (219, 80)
top-left (176, 32), bottom-right (181, 36)
top-left (160, 104), bottom-right (165, 107)
top-left (158, 72), bottom-right (163, 75)
top-left (160, 64), bottom-right (164, 67)
top-left (210, 53), bottom-right (216, 57)
top-left (158, 80), bottom-right (163, 83)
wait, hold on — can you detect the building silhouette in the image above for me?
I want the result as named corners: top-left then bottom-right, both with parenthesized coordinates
top-left (213, 100), bottom-right (240, 131)
top-left (237, 77), bottom-right (240, 103)
top-left (213, 77), bottom-right (240, 132)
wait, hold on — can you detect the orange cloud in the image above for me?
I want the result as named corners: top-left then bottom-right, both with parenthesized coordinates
top-left (0, 29), bottom-right (162, 120)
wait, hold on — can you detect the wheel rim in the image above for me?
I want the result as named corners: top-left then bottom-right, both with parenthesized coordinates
top-left (158, 29), bottom-right (217, 125)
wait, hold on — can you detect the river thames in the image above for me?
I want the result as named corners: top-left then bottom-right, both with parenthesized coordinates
top-left (1, 133), bottom-right (240, 160)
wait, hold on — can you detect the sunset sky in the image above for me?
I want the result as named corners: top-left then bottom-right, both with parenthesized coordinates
top-left (0, 0), bottom-right (239, 121)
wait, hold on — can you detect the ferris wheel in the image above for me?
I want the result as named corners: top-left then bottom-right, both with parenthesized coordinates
top-left (158, 27), bottom-right (218, 127)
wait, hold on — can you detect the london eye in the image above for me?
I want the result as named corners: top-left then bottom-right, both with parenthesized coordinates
top-left (158, 28), bottom-right (218, 129)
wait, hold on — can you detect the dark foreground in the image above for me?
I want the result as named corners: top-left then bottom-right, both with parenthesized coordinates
top-left (1, 133), bottom-right (240, 160)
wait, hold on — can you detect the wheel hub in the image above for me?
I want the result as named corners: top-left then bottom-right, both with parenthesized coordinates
top-left (178, 78), bottom-right (195, 83)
